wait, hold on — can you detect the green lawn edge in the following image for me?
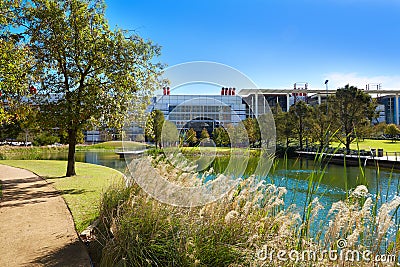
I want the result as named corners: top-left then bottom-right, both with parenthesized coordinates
top-left (0, 160), bottom-right (125, 232)
top-left (331, 139), bottom-right (400, 152)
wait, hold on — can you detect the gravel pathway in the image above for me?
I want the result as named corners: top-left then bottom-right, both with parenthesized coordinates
top-left (0, 164), bottom-right (91, 267)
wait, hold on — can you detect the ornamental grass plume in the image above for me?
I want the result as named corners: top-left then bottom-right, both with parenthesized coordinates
top-left (95, 158), bottom-right (400, 267)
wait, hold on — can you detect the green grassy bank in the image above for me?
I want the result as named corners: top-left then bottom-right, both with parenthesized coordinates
top-left (331, 138), bottom-right (400, 152)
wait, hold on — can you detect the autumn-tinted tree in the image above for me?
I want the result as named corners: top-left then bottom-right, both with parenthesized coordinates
top-left (243, 118), bottom-right (260, 147)
top-left (200, 128), bottom-right (210, 140)
top-left (330, 85), bottom-right (376, 152)
top-left (16, 0), bottom-right (162, 176)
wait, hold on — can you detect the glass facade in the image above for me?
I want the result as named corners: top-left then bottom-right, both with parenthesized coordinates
top-left (148, 95), bottom-right (247, 131)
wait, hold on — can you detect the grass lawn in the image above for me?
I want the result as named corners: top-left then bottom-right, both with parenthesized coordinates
top-left (0, 160), bottom-right (124, 232)
top-left (331, 139), bottom-right (400, 152)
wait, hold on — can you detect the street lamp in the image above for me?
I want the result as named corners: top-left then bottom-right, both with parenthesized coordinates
top-left (324, 80), bottom-right (329, 114)
top-left (324, 80), bottom-right (329, 150)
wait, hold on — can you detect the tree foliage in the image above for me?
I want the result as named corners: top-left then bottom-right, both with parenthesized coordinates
top-left (330, 85), bottom-right (376, 152)
top-left (243, 118), bottom-right (260, 147)
top-left (0, 0), bottom-right (34, 124)
top-left (310, 103), bottom-right (331, 150)
top-left (161, 120), bottom-right (178, 147)
top-left (200, 128), bottom-right (210, 140)
top-left (289, 100), bottom-right (312, 150)
top-left (10, 0), bottom-right (162, 176)
top-left (371, 122), bottom-right (387, 138)
top-left (185, 128), bottom-right (197, 146)
top-left (145, 110), bottom-right (165, 149)
top-left (384, 124), bottom-right (400, 142)
top-left (275, 106), bottom-right (295, 148)
top-left (212, 127), bottom-right (229, 147)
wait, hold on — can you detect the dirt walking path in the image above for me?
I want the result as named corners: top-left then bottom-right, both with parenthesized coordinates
top-left (0, 164), bottom-right (91, 267)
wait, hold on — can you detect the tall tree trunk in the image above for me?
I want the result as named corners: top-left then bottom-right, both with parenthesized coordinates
top-left (299, 121), bottom-right (303, 150)
top-left (66, 128), bottom-right (77, 177)
top-left (345, 136), bottom-right (351, 154)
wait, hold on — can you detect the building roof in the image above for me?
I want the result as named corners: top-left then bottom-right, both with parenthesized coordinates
top-left (238, 88), bottom-right (400, 96)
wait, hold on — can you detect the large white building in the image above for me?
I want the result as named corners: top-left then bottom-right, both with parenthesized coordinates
top-left (147, 90), bottom-right (247, 134)
top-left (85, 87), bottom-right (400, 142)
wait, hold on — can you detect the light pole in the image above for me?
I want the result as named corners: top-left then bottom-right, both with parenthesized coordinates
top-left (325, 80), bottom-right (329, 114)
top-left (324, 80), bottom-right (329, 150)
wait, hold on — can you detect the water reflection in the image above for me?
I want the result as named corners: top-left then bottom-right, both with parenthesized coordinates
top-left (44, 151), bottom-right (400, 210)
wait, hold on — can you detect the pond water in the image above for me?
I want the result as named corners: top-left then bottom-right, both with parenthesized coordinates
top-left (45, 151), bottom-right (400, 209)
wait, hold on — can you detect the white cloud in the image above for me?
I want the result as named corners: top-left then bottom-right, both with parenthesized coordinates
top-left (323, 73), bottom-right (400, 90)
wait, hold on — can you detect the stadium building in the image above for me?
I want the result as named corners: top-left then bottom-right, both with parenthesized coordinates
top-left (147, 87), bottom-right (247, 134)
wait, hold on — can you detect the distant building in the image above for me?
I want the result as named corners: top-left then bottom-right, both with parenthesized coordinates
top-left (147, 90), bottom-right (247, 134)
top-left (377, 96), bottom-right (400, 124)
top-left (86, 87), bottom-right (400, 142)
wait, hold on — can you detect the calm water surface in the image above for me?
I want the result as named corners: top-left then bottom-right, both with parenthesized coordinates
top-left (45, 151), bottom-right (400, 216)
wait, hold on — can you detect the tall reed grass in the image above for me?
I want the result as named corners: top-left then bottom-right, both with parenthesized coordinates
top-left (93, 154), bottom-right (400, 266)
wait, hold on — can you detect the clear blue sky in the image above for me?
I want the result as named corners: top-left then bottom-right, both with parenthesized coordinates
top-left (105, 0), bottom-right (400, 91)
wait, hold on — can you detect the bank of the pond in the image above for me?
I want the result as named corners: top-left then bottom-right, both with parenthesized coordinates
top-left (0, 145), bottom-right (68, 160)
top-left (0, 141), bottom-right (148, 160)
top-left (296, 151), bottom-right (400, 170)
top-left (0, 160), bottom-right (124, 232)
top-left (77, 140), bottom-right (149, 151)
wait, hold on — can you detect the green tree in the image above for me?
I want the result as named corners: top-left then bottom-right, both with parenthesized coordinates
top-left (384, 124), bottom-right (400, 142)
top-left (32, 131), bottom-right (60, 146)
top-left (16, 0), bottom-right (162, 176)
top-left (310, 103), bottom-right (331, 151)
top-left (200, 128), bottom-right (210, 140)
top-left (186, 128), bottom-right (197, 146)
top-left (212, 127), bottom-right (229, 147)
top-left (275, 110), bottom-right (295, 148)
top-left (289, 100), bottom-right (312, 150)
top-left (145, 110), bottom-right (165, 149)
top-left (161, 120), bottom-right (178, 147)
top-left (330, 85), bottom-right (377, 152)
top-left (0, 0), bottom-right (33, 124)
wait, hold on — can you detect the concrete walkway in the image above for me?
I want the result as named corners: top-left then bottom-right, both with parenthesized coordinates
top-left (0, 164), bottom-right (91, 267)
